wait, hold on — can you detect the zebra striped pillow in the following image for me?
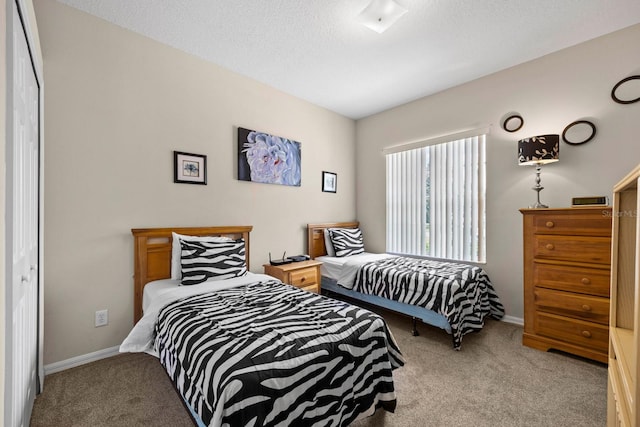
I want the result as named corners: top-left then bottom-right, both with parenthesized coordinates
top-left (171, 233), bottom-right (234, 280)
top-left (328, 227), bottom-right (364, 257)
top-left (180, 239), bottom-right (247, 285)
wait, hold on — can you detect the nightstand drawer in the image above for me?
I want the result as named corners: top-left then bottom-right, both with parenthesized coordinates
top-left (533, 235), bottom-right (611, 264)
top-left (533, 263), bottom-right (610, 297)
top-left (534, 288), bottom-right (609, 324)
top-left (534, 312), bottom-right (608, 352)
top-left (263, 260), bottom-right (323, 294)
top-left (532, 213), bottom-right (611, 236)
top-left (290, 267), bottom-right (318, 287)
top-left (298, 283), bottom-right (320, 293)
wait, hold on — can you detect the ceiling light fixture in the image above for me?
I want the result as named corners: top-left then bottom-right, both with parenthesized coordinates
top-left (356, 0), bottom-right (408, 34)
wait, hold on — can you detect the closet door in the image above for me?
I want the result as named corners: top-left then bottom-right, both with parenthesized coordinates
top-left (7, 4), bottom-right (40, 426)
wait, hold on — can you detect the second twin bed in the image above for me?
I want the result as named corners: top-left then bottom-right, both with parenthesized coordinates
top-left (307, 222), bottom-right (505, 350)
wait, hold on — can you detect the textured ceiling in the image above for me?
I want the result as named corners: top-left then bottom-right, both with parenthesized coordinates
top-left (56, 0), bottom-right (640, 119)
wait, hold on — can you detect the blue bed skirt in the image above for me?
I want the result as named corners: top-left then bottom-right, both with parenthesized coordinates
top-left (185, 397), bottom-right (206, 427)
top-left (321, 276), bottom-right (452, 334)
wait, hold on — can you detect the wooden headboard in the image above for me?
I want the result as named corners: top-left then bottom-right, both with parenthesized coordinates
top-left (130, 226), bottom-right (252, 323)
top-left (307, 222), bottom-right (359, 259)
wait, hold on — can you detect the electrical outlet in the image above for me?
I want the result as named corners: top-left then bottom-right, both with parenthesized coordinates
top-left (95, 309), bottom-right (108, 327)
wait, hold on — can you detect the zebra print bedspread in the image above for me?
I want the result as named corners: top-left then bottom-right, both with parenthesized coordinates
top-left (154, 279), bottom-right (404, 427)
top-left (353, 257), bottom-right (505, 349)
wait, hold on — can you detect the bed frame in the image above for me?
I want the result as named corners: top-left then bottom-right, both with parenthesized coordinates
top-left (131, 226), bottom-right (252, 324)
top-left (306, 222), bottom-right (451, 337)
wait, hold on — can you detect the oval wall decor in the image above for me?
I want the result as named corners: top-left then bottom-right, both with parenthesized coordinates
top-left (611, 75), bottom-right (640, 104)
top-left (562, 120), bottom-right (596, 145)
top-left (502, 114), bottom-right (524, 132)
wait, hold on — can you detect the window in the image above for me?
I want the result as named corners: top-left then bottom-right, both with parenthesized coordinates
top-left (385, 133), bottom-right (486, 263)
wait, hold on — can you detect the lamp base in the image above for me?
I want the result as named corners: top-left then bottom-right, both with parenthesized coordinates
top-left (529, 164), bottom-right (549, 209)
top-left (529, 201), bottom-right (549, 209)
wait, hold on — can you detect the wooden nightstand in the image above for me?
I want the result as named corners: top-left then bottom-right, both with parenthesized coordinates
top-left (263, 260), bottom-right (322, 293)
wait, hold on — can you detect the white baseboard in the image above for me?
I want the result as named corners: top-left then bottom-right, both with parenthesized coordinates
top-left (44, 345), bottom-right (120, 375)
top-left (501, 315), bottom-right (524, 326)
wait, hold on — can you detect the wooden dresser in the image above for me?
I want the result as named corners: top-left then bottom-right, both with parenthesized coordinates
top-left (521, 207), bottom-right (612, 363)
top-left (263, 260), bottom-right (322, 293)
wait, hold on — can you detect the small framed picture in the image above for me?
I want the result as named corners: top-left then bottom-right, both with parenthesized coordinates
top-left (174, 151), bottom-right (207, 185)
top-left (322, 171), bottom-right (337, 193)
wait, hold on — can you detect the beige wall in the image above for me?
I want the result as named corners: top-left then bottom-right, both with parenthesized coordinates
top-left (356, 24), bottom-right (640, 321)
top-left (34, 0), bottom-right (356, 364)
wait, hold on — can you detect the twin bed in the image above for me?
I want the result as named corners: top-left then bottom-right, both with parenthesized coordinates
top-left (307, 222), bottom-right (505, 350)
top-left (121, 223), bottom-right (504, 426)
top-left (121, 226), bottom-right (404, 427)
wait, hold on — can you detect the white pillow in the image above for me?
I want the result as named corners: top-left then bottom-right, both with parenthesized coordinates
top-left (323, 229), bottom-right (336, 257)
top-left (171, 232), bottom-right (233, 280)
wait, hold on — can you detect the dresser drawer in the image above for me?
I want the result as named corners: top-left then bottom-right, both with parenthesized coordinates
top-left (532, 212), bottom-right (611, 236)
top-left (534, 312), bottom-right (608, 352)
top-left (534, 235), bottom-right (611, 264)
top-left (533, 263), bottom-right (610, 297)
top-left (534, 288), bottom-right (609, 324)
top-left (289, 267), bottom-right (318, 288)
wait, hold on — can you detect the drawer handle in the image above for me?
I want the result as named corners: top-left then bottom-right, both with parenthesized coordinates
top-left (545, 221), bottom-right (555, 228)
top-left (581, 330), bottom-right (592, 338)
top-left (581, 304), bottom-right (592, 312)
top-left (545, 244), bottom-right (554, 250)
top-left (581, 277), bottom-right (591, 285)
top-left (300, 277), bottom-right (306, 282)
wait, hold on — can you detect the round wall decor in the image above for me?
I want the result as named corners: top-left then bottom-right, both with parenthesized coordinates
top-left (562, 120), bottom-right (596, 145)
top-left (611, 75), bottom-right (640, 104)
top-left (502, 114), bottom-right (524, 132)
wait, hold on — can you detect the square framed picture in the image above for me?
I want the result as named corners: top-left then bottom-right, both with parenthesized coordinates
top-left (322, 171), bottom-right (337, 193)
top-left (174, 151), bottom-right (207, 185)
top-left (237, 127), bottom-right (302, 187)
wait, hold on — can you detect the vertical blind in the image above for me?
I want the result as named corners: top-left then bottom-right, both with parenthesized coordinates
top-left (385, 148), bottom-right (427, 255)
top-left (386, 134), bottom-right (486, 263)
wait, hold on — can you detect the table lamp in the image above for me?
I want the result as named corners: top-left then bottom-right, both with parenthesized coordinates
top-left (518, 134), bottom-right (559, 208)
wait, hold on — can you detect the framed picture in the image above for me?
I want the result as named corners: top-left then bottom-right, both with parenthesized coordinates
top-left (237, 127), bottom-right (302, 187)
top-left (174, 151), bottom-right (207, 185)
top-left (322, 171), bottom-right (337, 193)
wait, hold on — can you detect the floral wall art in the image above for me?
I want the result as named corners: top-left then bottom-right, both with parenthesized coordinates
top-left (174, 151), bottom-right (207, 185)
top-left (237, 127), bottom-right (302, 187)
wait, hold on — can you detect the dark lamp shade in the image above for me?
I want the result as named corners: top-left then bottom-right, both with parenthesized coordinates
top-left (518, 134), bottom-right (560, 165)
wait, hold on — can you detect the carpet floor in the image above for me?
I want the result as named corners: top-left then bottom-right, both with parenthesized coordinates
top-left (30, 308), bottom-right (607, 427)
